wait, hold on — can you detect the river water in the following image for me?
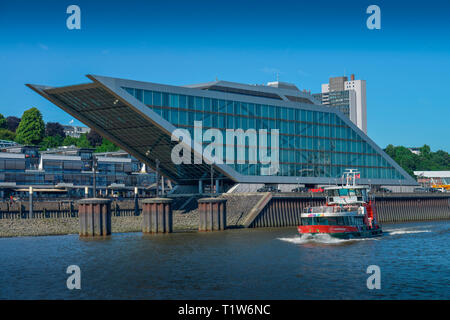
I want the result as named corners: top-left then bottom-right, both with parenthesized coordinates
top-left (0, 220), bottom-right (448, 299)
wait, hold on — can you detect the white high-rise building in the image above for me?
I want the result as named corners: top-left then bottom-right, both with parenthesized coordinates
top-left (318, 74), bottom-right (367, 134)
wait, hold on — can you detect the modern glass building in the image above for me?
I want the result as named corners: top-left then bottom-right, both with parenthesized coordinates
top-left (27, 75), bottom-right (417, 188)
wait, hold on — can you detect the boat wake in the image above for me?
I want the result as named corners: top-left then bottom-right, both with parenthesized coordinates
top-left (384, 228), bottom-right (432, 236)
top-left (279, 227), bottom-right (433, 246)
top-left (278, 233), bottom-right (377, 245)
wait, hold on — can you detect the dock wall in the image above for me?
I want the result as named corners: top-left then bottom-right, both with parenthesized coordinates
top-left (0, 193), bottom-right (448, 230)
top-left (247, 193), bottom-right (449, 228)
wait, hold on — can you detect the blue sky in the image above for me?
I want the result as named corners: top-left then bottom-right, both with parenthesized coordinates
top-left (0, 0), bottom-right (449, 151)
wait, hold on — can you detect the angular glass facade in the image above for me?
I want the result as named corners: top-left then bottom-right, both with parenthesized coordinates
top-left (28, 75), bottom-right (416, 186)
top-left (123, 87), bottom-right (405, 181)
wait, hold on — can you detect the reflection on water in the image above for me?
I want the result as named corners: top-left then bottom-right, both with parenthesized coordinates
top-left (0, 220), bottom-right (448, 299)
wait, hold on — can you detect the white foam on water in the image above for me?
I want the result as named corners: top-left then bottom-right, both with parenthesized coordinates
top-left (385, 229), bottom-right (432, 236)
top-left (278, 233), bottom-right (377, 245)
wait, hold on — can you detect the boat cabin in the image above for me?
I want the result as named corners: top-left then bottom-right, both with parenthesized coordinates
top-left (325, 185), bottom-right (369, 205)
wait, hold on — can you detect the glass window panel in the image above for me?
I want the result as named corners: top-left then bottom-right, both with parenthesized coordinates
top-left (179, 95), bottom-right (187, 109)
top-left (288, 108), bottom-right (294, 120)
top-left (188, 96), bottom-right (194, 109)
top-left (179, 111), bottom-right (187, 125)
top-left (169, 94), bottom-right (179, 108)
top-left (241, 103), bottom-right (248, 115)
top-left (219, 100), bottom-right (226, 113)
top-left (135, 89), bottom-right (143, 102)
top-left (227, 100), bottom-right (233, 114)
top-left (143, 90), bottom-right (152, 105)
top-left (162, 93), bottom-right (169, 106)
top-left (194, 97), bottom-right (203, 111)
top-left (123, 87), bottom-right (134, 96)
top-left (233, 101), bottom-right (240, 115)
top-left (204, 98), bottom-right (211, 113)
top-left (262, 105), bottom-right (268, 118)
top-left (170, 109), bottom-right (178, 124)
top-left (212, 99), bottom-right (218, 113)
top-left (248, 103), bottom-right (255, 116)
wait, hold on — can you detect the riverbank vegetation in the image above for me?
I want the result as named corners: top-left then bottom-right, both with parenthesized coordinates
top-left (384, 144), bottom-right (450, 177)
top-left (0, 108), bottom-right (119, 152)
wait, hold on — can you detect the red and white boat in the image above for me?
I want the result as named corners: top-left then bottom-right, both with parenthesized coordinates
top-left (298, 169), bottom-right (382, 239)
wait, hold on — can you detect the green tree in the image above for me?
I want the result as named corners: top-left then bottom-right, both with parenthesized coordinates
top-left (75, 133), bottom-right (93, 148)
top-left (87, 130), bottom-right (103, 147)
top-left (62, 135), bottom-right (79, 146)
top-left (45, 122), bottom-right (66, 138)
top-left (95, 138), bottom-right (119, 153)
top-left (0, 128), bottom-right (16, 141)
top-left (384, 144), bottom-right (450, 176)
top-left (0, 113), bottom-right (7, 129)
top-left (15, 107), bottom-right (45, 145)
top-left (39, 135), bottom-right (64, 151)
top-left (6, 116), bottom-right (20, 132)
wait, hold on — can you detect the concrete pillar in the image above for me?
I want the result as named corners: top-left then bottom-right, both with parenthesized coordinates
top-left (78, 198), bottom-right (112, 237)
top-left (199, 180), bottom-right (203, 194)
top-left (216, 179), bottom-right (220, 194)
top-left (29, 186), bottom-right (33, 219)
top-left (198, 198), bottom-right (227, 231)
top-left (134, 187), bottom-right (139, 216)
top-left (142, 198), bottom-right (173, 234)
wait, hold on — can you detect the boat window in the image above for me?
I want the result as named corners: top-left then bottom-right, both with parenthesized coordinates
top-left (336, 217), bottom-right (345, 225)
top-left (354, 216), bottom-right (363, 225)
top-left (328, 189), bottom-right (339, 197)
top-left (338, 189), bottom-right (348, 196)
top-left (327, 217), bottom-right (337, 225)
top-left (316, 218), bottom-right (328, 225)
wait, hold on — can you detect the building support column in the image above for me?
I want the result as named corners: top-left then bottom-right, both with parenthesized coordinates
top-left (215, 179), bottom-right (220, 194)
top-left (78, 198), bottom-right (112, 237)
top-left (199, 180), bottom-right (203, 194)
top-left (198, 198), bottom-right (227, 231)
top-left (134, 187), bottom-right (139, 216)
top-left (142, 198), bottom-right (173, 234)
top-left (28, 186), bottom-right (33, 219)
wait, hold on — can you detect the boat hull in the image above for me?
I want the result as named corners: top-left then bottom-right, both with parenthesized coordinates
top-left (297, 225), bottom-right (382, 239)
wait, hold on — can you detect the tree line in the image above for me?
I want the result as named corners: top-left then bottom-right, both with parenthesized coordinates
top-left (384, 144), bottom-right (450, 177)
top-left (0, 107), bottom-right (119, 152)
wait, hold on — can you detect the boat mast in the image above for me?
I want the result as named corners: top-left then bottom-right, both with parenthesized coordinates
top-left (343, 168), bottom-right (360, 187)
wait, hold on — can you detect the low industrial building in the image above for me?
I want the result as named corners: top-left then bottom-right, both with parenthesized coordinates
top-left (414, 171), bottom-right (450, 191)
top-left (0, 145), bottom-right (157, 198)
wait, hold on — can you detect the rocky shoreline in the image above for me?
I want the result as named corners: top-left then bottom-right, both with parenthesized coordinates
top-left (0, 215), bottom-right (202, 238)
